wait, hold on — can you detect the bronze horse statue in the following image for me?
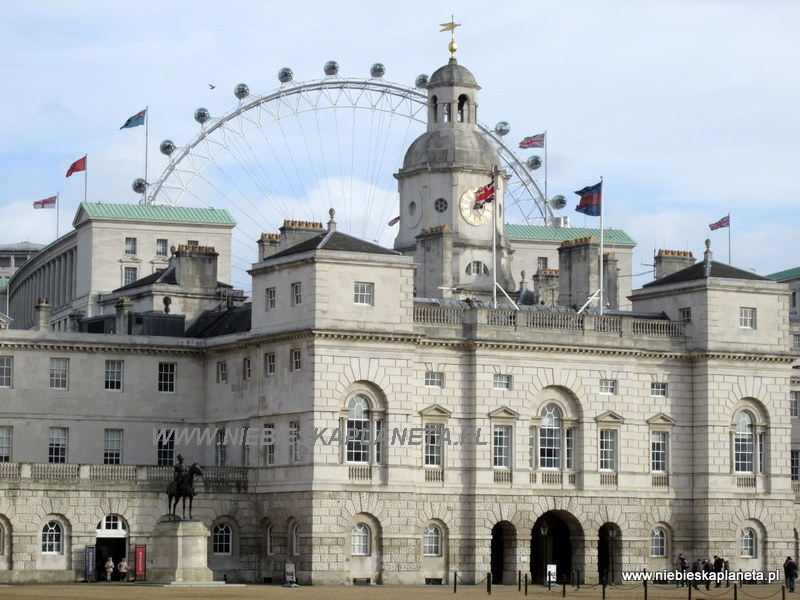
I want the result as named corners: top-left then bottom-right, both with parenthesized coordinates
top-left (166, 462), bottom-right (203, 519)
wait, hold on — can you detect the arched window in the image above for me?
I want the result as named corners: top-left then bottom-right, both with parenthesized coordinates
top-left (740, 528), bottom-right (756, 557)
top-left (351, 523), bottom-right (371, 556)
top-left (539, 404), bottom-right (562, 469)
top-left (650, 527), bottom-right (667, 557)
top-left (347, 395), bottom-right (371, 463)
top-left (41, 521), bottom-right (62, 554)
top-left (457, 95), bottom-right (469, 123)
top-left (466, 261), bottom-right (488, 276)
top-left (292, 523), bottom-right (301, 556)
top-left (423, 524), bottom-right (442, 557)
top-left (431, 95), bottom-right (438, 124)
top-left (734, 411), bottom-right (755, 473)
top-left (265, 524), bottom-right (274, 555)
top-left (212, 523), bottom-right (232, 555)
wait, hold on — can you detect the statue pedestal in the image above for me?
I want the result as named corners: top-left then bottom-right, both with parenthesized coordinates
top-left (149, 519), bottom-right (214, 584)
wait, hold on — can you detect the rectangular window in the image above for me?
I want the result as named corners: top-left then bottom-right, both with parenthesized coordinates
top-left (739, 307), bottom-right (757, 329)
top-left (104, 429), bottom-right (122, 465)
top-left (49, 427), bottom-right (68, 464)
top-left (529, 427), bottom-right (537, 470)
top-left (49, 358), bottom-right (69, 390)
top-left (157, 429), bottom-right (175, 466)
top-left (651, 431), bottom-right (668, 472)
top-left (758, 432), bottom-right (766, 474)
top-left (291, 349), bottom-right (301, 371)
top-left (493, 373), bottom-right (512, 390)
top-left (599, 429), bottom-right (617, 471)
top-left (353, 282), bottom-right (375, 306)
top-left (493, 425), bottom-right (512, 468)
top-left (125, 237), bottom-right (137, 255)
top-left (0, 356), bottom-right (12, 388)
top-left (187, 240), bottom-right (199, 247)
top-left (792, 391), bottom-right (799, 418)
top-left (216, 361), bottom-right (227, 384)
top-left (243, 357), bottom-right (251, 380)
top-left (266, 287), bottom-right (276, 311)
top-left (651, 382), bottom-right (668, 397)
top-left (794, 335), bottom-right (800, 350)
top-left (215, 430), bottom-right (227, 467)
top-left (105, 360), bottom-right (123, 391)
top-left (678, 307), bottom-right (692, 322)
top-left (599, 379), bottom-right (617, 395)
top-left (156, 238), bottom-right (168, 257)
top-left (792, 450), bottom-right (799, 481)
top-left (424, 424), bottom-right (443, 467)
top-left (424, 371), bottom-right (444, 388)
top-left (264, 353), bottom-right (276, 376)
top-left (0, 426), bottom-right (11, 462)
top-left (291, 282), bottom-right (302, 306)
top-left (123, 266), bottom-right (138, 286)
top-left (537, 257), bottom-right (548, 271)
top-left (375, 420), bottom-right (383, 465)
top-left (565, 428), bottom-right (575, 470)
top-left (265, 423), bottom-right (275, 465)
top-left (158, 362), bottom-right (176, 393)
top-left (289, 421), bottom-right (300, 463)
top-left (539, 421), bottom-right (561, 470)
top-left (242, 427), bottom-right (251, 467)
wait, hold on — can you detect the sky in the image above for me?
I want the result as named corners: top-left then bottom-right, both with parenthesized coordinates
top-left (1, 1), bottom-right (798, 295)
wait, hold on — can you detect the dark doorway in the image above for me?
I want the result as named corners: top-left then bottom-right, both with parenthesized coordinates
top-left (597, 523), bottom-right (619, 584)
top-left (490, 523), bottom-right (504, 584)
top-left (95, 537), bottom-right (127, 581)
top-left (532, 513), bottom-right (572, 584)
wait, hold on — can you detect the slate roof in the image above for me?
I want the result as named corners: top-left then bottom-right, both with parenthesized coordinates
top-left (642, 260), bottom-right (772, 288)
top-left (505, 224), bottom-right (636, 245)
top-left (269, 230), bottom-right (400, 260)
top-left (185, 304), bottom-right (252, 338)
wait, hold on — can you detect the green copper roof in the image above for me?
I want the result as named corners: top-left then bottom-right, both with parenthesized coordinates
top-left (766, 265), bottom-right (800, 281)
top-left (79, 203), bottom-right (236, 225)
top-left (505, 224), bottom-right (636, 245)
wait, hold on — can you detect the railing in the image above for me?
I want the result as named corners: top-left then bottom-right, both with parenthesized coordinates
top-left (0, 463), bottom-right (20, 478)
top-left (541, 471), bottom-right (563, 485)
top-left (425, 468), bottom-right (444, 483)
top-left (494, 470), bottom-right (512, 484)
top-left (413, 305), bottom-right (464, 325)
top-left (148, 466), bottom-right (173, 481)
top-left (31, 463), bottom-right (79, 479)
top-left (349, 465), bottom-right (372, 481)
top-left (90, 465), bottom-right (137, 480)
top-left (632, 319), bottom-right (685, 337)
top-left (487, 310), bottom-right (516, 327)
top-left (600, 472), bottom-right (618, 486)
top-left (652, 474), bottom-right (670, 487)
top-left (525, 312), bottom-right (584, 331)
top-left (736, 475), bottom-right (756, 488)
top-left (204, 466), bottom-right (248, 484)
top-left (593, 316), bottom-right (622, 333)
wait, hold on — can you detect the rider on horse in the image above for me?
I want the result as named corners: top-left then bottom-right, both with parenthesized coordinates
top-left (174, 454), bottom-right (188, 485)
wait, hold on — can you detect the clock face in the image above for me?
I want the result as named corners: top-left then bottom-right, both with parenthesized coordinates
top-left (459, 188), bottom-right (492, 226)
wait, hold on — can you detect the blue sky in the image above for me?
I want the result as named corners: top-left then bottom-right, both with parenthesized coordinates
top-left (1, 1), bottom-right (798, 295)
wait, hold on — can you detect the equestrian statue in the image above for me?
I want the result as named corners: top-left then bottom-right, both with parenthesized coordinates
top-left (166, 454), bottom-right (203, 519)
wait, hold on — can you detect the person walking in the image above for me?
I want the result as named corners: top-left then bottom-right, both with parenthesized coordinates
top-left (676, 553), bottom-right (689, 587)
top-left (117, 557), bottom-right (128, 582)
top-left (104, 556), bottom-right (115, 582)
top-left (785, 556), bottom-right (798, 592)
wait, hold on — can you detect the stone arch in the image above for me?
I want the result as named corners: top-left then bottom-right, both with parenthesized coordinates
top-left (532, 509), bottom-right (585, 584)
top-left (346, 512), bottom-right (383, 584)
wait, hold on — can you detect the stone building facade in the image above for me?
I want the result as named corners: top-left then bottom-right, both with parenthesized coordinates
top-left (0, 50), bottom-right (798, 586)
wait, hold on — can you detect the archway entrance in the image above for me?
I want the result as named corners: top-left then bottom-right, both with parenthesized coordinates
top-left (95, 515), bottom-right (129, 581)
top-left (490, 521), bottom-right (516, 584)
top-left (532, 512), bottom-right (573, 584)
top-left (597, 523), bottom-right (620, 584)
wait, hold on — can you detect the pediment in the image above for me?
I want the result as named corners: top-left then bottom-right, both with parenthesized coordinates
top-left (419, 404), bottom-right (453, 418)
top-left (595, 410), bottom-right (625, 425)
top-left (488, 406), bottom-right (520, 420)
top-left (646, 413), bottom-right (676, 427)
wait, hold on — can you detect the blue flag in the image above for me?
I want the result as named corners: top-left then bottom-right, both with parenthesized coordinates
top-left (574, 181), bottom-right (602, 217)
top-left (120, 109), bottom-right (147, 129)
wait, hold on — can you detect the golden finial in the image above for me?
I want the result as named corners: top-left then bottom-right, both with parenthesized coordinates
top-left (439, 15), bottom-right (461, 60)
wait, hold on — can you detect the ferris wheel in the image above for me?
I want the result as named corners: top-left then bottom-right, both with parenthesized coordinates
top-left (137, 61), bottom-right (558, 291)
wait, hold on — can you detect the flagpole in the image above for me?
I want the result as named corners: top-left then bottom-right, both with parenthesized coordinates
top-left (727, 213), bottom-right (731, 265)
top-left (544, 131), bottom-right (548, 221)
top-left (492, 165), bottom-right (498, 308)
top-left (144, 106), bottom-right (149, 185)
top-left (83, 154), bottom-right (88, 203)
top-left (56, 192), bottom-right (60, 239)
top-left (599, 177), bottom-right (604, 316)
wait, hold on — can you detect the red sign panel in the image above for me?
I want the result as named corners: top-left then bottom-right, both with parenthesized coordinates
top-left (135, 545), bottom-right (146, 578)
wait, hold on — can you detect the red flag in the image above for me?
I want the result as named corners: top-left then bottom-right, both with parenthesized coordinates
top-left (387, 216), bottom-right (400, 226)
top-left (33, 196), bottom-right (57, 209)
top-left (66, 156), bottom-right (87, 177)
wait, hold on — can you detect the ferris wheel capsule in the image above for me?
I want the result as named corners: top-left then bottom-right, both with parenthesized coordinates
top-left (132, 178), bottom-right (147, 194)
top-left (370, 63), bottom-right (385, 78)
top-left (159, 140), bottom-right (176, 156)
top-left (234, 83), bottom-right (249, 99)
top-left (278, 68), bottom-right (293, 84)
top-left (495, 121), bottom-right (510, 137)
top-left (527, 155), bottom-right (542, 170)
top-left (324, 61), bottom-right (339, 76)
top-left (415, 74), bottom-right (429, 88)
top-left (194, 108), bottom-right (210, 124)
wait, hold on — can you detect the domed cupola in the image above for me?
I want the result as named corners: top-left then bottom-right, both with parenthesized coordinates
top-left (399, 57), bottom-right (499, 175)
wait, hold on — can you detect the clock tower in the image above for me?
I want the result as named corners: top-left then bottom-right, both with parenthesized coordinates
top-left (393, 47), bottom-right (513, 300)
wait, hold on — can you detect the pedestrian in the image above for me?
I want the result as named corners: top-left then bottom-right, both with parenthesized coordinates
top-left (784, 556), bottom-right (798, 592)
top-left (713, 555), bottom-right (724, 587)
top-left (677, 553), bottom-right (689, 587)
top-left (724, 559), bottom-right (730, 587)
top-left (702, 558), bottom-right (713, 590)
top-left (692, 558), bottom-right (702, 590)
top-left (117, 557), bottom-right (128, 582)
top-left (105, 556), bottom-right (114, 582)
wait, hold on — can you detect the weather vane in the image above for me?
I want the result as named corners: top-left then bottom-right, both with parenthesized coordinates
top-left (439, 16), bottom-right (461, 60)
